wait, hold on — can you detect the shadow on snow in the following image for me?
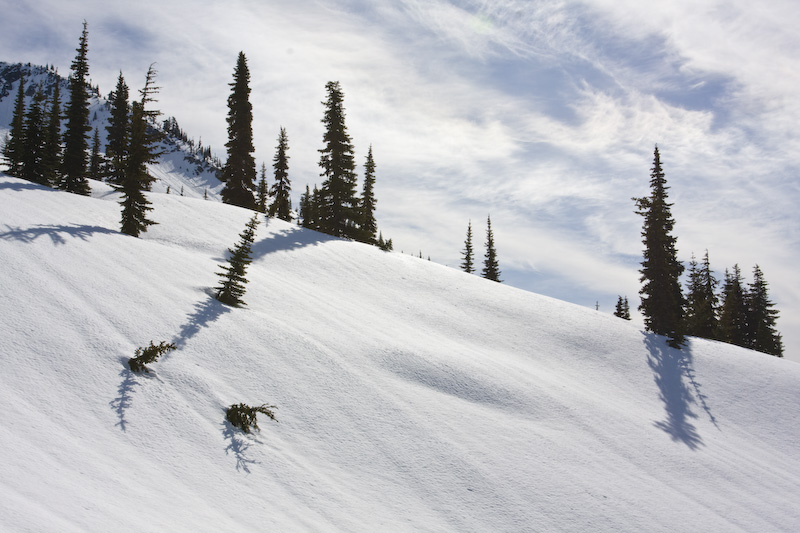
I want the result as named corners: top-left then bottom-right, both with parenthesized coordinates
top-left (249, 219), bottom-right (338, 260)
top-left (643, 333), bottom-right (710, 450)
top-left (172, 293), bottom-right (232, 350)
top-left (0, 223), bottom-right (118, 245)
top-left (222, 420), bottom-right (259, 473)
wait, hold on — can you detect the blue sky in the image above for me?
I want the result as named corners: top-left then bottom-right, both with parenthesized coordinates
top-left (2, 0), bottom-right (799, 361)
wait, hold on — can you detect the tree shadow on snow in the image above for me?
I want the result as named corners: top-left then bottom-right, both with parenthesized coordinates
top-left (250, 222), bottom-right (337, 260)
top-left (109, 364), bottom-right (140, 432)
top-left (643, 333), bottom-right (705, 450)
top-left (172, 293), bottom-right (231, 350)
top-left (0, 180), bottom-right (58, 192)
top-left (222, 420), bottom-right (259, 473)
top-left (0, 223), bottom-right (118, 245)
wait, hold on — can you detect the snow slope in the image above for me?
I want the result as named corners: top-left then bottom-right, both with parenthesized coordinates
top-left (1, 174), bottom-right (799, 532)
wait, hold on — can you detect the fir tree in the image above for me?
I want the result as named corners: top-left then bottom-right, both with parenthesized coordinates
top-left (298, 185), bottom-right (311, 226)
top-left (614, 296), bottom-right (631, 320)
top-left (481, 215), bottom-right (502, 282)
top-left (269, 127), bottom-right (292, 221)
top-left (634, 146), bottom-right (684, 346)
top-left (2, 73), bottom-right (26, 176)
top-left (41, 81), bottom-right (62, 186)
top-left (221, 52), bottom-right (257, 209)
top-left (256, 162), bottom-right (268, 214)
top-left (461, 220), bottom-right (475, 274)
top-left (19, 86), bottom-right (47, 185)
top-left (359, 145), bottom-right (378, 243)
top-left (105, 72), bottom-right (129, 185)
top-left (718, 265), bottom-right (748, 348)
top-left (118, 64), bottom-right (162, 237)
top-left (684, 250), bottom-right (718, 339)
top-left (61, 21), bottom-right (92, 195)
top-left (318, 81), bottom-right (359, 238)
top-left (88, 128), bottom-right (103, 181)
top-left (215, 214), bottom-right (260, 307)
top-left (746, 265), bottom-right (783, 357)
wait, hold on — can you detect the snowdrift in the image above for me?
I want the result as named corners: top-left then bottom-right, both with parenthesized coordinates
top-left (1, 175), bottom-right (799, 532)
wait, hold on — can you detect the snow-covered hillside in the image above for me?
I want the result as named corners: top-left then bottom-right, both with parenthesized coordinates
top-left (0, 62), bottom-right (223, 200)
top-left (1, 174), bottom-right (799, 532)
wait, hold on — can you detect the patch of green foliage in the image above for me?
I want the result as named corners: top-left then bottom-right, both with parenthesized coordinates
top-left (226, 403), bottom-right (278, 433)
top-left (128, 340), bottom-right (176, 373)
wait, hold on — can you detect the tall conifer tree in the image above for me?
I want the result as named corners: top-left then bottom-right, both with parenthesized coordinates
top-left (19, 86), bottom-right (47, 185)
top-left (481, 215), bottom-right (502, 282)
top-left (221, 52), bottom-right (257, 209)
top-left (359, 145), bottom-right (378, 243)
top-left (269, 127), bottom-right (292, 221)
top-left (105, 72), bottom-right (129, 185)
top-left (461, 220), bottom-right (475, 274)
top-left (256, 163), bottom-right (269, 214)
top-left (318, 81), bottom-right (359, 238)
top-left (61, 21), bottom-right (92, 195)
top-left (41, 81), bottom-right (62, 186)
top-left (746, 265), bottom-right (783, 357)
top-left (634, 146), bottom-right (684, 346)
top-left (118, 64), bottom-right (162, 237)
top-left (2, 73), bottom-right (26, 176)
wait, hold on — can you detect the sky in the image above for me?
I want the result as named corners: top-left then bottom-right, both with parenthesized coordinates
top-left (2, 0), bottom-right (799, 361)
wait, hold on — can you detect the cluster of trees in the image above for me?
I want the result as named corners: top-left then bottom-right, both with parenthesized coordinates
top-left (459, 216), bottom-right (502, 282)
top-left (218, 55), bottom-right (387, 248)
top-left (630, 146), bottom-right (783, 356)
top-left (296, 82), bottom-right (387, 248)
top-left (1, 22), bottom-right (164, 238)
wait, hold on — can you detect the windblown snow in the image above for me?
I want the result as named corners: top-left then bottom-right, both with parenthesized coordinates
top-left (1, 175), bottom-right (799, 532)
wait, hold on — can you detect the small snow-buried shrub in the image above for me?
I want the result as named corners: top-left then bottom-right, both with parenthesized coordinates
top-left (226, 403), bottom-right (278, 433)
top-left (128, 341), bottom-right (176, 373)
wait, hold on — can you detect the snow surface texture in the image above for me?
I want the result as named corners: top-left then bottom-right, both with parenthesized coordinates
top-left (1, 175), bottom-right (799, 532)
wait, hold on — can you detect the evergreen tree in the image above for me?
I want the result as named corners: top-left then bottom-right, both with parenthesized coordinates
top-left (718, 265), bottom-right (748, 348)
top-left (481, 215), bottom-right (502, 282)
top-left (634, 146), bottom-right (684, 346)
top-left (88, 128), bottom-right (103, 181)
top-left (746, 265), bottom-right (783, 357)
top-left (118, 65), bottom-right (162, 237)
top-left (61, 21), bottom-right (92, 195)
top-left (2, 73), bottom-right (26, 176)
top-left (105, 72), bottom-right (129, 185)
top-left (684, 250), bottom-right (718, 339)
top-left (215, 214), bottom-right (260, 307)
top-left (41, 81), bottom-right (62, 186)
top-left (318, 81), bottom-right (359, 238)
top-left (269, 127), bottom-right (292, 221)
top-left (359, 145), bottom-right (378, 243)
top-left (460, 220), bottom-right (475, 273)
top-left (298, 184), bottom-right (311, 227)
top-left (19, 86), bottom-right (47, 185)
top-left (614, 296), bottom-right (631, 320)
top-left (256, 162), bottom-right (268, 214)
top-left (221, 52), bottom-right (257, 209)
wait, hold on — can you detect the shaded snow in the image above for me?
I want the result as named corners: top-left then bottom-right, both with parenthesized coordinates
top-left (1, 175), bottom-right (799, 532)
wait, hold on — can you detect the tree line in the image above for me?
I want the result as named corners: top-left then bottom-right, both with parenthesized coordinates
top-left (624, 145), bottom-right (783, 357)
top-left (2, 26), bottom-right (390, 250)
top-left (218, 53), bottom-right (390, 249)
